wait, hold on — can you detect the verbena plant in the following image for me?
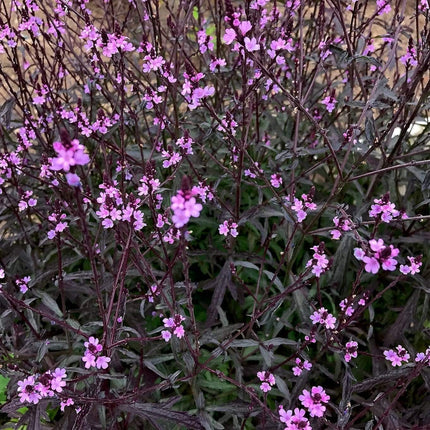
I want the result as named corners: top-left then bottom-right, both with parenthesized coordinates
top-left (0, 0), bottom-right (429, 428)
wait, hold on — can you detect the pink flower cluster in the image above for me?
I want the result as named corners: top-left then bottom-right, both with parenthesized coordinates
top-left (80, 25), bottom-right (134, 57)
top-left (181, 71), bottom-right (215, 111)
top-left (146, 284), bottom-right (160, 303)
top-left (197, 28), bottom-right (214, 53)
top-left (321, 95), bottom-right (337, 113)
top-left (219, 219), bottom-right (239, 238)
top-left (279, 407), bottom-right (311, 430)
top-left (345, 341), bottom-right (358, 362)
top-left (82, 337), bottom-right (111, 370)
top-left (96, 181), bottom-right (146, 230)
top-left (339, 294), bottom-right (367, 317)
top-left (400, 39), bottom-right (418, 67)
top-left (16, 276), bottom-right (31, 294)
top-left (330, 215), bottom-right (353, 240)
top-left (415, 347), bottom-right (430, 364)
top-left (299, 386), bottom-right (330, 417)
top-left (50, 138), bottom-right (90, 173)
top-left (217, 113), bottom-right (238, 136)
top-left (270, 173), bottom-right (283, 188)
top-left (399, 255), bottom-right (422, 275)
top-left (310, 307), bottom-right (337, 330)
top-left (18, 190), bottom-right (37, 212)
top-left (58, 105), bottom-right (119, 139)
top-left (161, 314), bottom-right (186, 342)
top-left (256, 371), bottom-right (275, 392)
top-left (369, 194), bottom-right (405, 223)
top-left (289, 190), bottom-right (317, 223)
top-left (47, 212), bottom-right (68, 239)
top-left (384, 345), bottom-right (410, 367)
top-left (419, 0), bottom-right (430, 12)
top-left (376, 0), bottom-right (391, 15)
top-left (138, 174), bottom-right (161, 197)
top-left (170, 189), bottom-right (203, 228)
top-left (161, 147), bottom-right (182, 168)
top-left (306, 243), bottom-right (329, 277)
top-left (354, 238), bottom-right (399, 274)
top-left (292, 358), bottom-right (312, 376)
top-left (176, 133), bottom-right (194, 155)
top-left (17, 368), bottom-right (67, 404)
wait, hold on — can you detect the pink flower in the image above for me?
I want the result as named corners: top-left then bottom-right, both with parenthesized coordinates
top-left (66, 172), bottom-right (81, 186)
top-left (257, 371), bottom-right (276, 392)
top-left (299, 386), bottom-right (330, 418)
top-left (51, 139), bottom-right (90, 172)
top-left (161, 330), bottom-right (172, 342)
top-left (363, 256), bottom-right (380, 274)
top-left (270, 173), bottom-right (282, 188)
top-left (377, 0), bottom-right (391, 15)
top-left (171, 189), bottom-right (203, 228)
top-left (17, 376), bottom-right (41, 404)
top-left (345, 341), bottom-right (358, 362)
top-left (82, 352), bottom-right (96, 368)
top-left (384, 345), bottom-right (410, 367)
top-left (223, 28), bottom-right (236, 45)
top-left (310, 307), bottom-right (337, 329)
top-left (60, 398), bottom-right (74, 412)
top-left (174, 325), bottom-right (185, 338)
top-left (322, 95), bottom-right (337, 113)
top-left (279, 407), bottom-right (311, 430)
top-left (162, 314), bottom-right (186, 342)
top-left (96, 356), bottom-right (111, 369)
top-left (218, 220), bottom-right (239, 238)
top-left (244, 37), bottom-right (260, 52)
top-left (239, 20), bottom-right (252, 35)
top-left (292, 358), bottom-right (312, 376)
top-left (369, 238), bottom-right (385, 252)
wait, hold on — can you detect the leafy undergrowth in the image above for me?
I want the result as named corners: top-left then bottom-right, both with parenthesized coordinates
top-left (0, 0), bottom-right (429, 429)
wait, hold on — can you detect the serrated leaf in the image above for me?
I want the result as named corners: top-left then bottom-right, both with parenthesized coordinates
top-left (33, 290), bottom-right (62, 317)
top-left (348, 55), bottom-right (382, 68)
top-left (275, 376), bottom-right (290, 401)
top-left (262, 337), bottom-right (297, 347)
top-left (228, 339), bottom-right (259, 348)
top-left (119, 403), bottom-right (203, 429)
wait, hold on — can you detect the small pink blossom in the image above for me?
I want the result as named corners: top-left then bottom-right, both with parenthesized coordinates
top-left (270, 173), bottom-right (282, 188)
top-left (239, 20), bottom-right (252, 35)
top-left (60, 398), bottom-right (74, 411)
top-left (377, 0), bottom-right (391, 15)
top-left (244, 36), bottom-right (260, 52)
top-left (345, 341), bottom-right (358, 362)
top-left (17, 376), bottom-right (41, 404)
top-left (321, 95), bottom-right (337, 113)
top-left (310, 307), bottom-right (337, 329)
top-left (218, 220), bottom-right (239, 238)
top-left (171, 189), bottom-right (203, 228)
top-left (292, 358), bottom-right (312, 376)
top-left (96, 356), bottom-right (111, 369)
top-left (299, 386), bottom-right (330, 418)
top-left (279, 406), bottom-right (311, 430)
top-left (384, 345), bottom-right (410, 367)
top-left (51, 138), bottom-right (90, 172)
top-left (223, 28), bottom-right (236, 45)
top-left (257, 371), bottom-right (275, 392)
top-left (306, 244), bottom-right (329, 278)
top-left (162, 314), bottom-right (186, 342)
